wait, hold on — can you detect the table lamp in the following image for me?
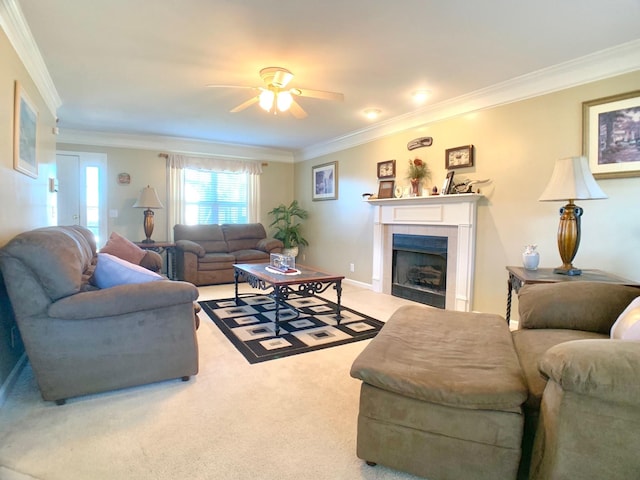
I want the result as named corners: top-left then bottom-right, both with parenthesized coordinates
top-left (133, 185), bottom-right (164, 243)
top-left (539, 156), bottom-right (607, 275)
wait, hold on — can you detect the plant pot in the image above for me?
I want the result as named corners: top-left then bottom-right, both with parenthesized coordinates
top-left (282, 246), bottom-right (299, 258)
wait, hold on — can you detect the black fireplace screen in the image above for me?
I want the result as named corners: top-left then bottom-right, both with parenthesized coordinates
top-left (392, 234), bottom-right (447, 308)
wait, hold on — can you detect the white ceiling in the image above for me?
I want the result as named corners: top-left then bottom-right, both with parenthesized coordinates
top-left (15, 0), bottom-right (640, 157)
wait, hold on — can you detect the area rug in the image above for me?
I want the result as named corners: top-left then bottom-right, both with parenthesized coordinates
top-left (199, 294), bottom-right (384, 364)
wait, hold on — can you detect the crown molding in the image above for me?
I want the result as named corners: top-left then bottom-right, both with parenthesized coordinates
top-left (57, 129), bottom-right (295, 163)
top-left (297, 39), bottom-right (640, 162)
top-left (0, 0), bottom-right (61, 117)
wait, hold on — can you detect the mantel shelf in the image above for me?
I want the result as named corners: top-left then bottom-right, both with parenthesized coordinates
top-left (365, 193), bottom-right (483, 206)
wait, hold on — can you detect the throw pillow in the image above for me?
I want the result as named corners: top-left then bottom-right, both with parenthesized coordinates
top-left (610, 296), bottom-right (640, 340)
top-left (100, 231), bottom-right (146, 265)
top-left (92, 253), bottom-right (163, 289)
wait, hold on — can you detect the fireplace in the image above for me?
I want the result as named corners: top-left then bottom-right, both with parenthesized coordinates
top-left (369, 194), bottom-right (481, 311)
top-left (392, 234), bottom-right (447, 308)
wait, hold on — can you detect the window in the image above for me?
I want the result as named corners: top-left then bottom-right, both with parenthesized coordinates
top-left (85, 166), bottom-right (101, 242)
top-left (184, 169), bottom-right (248, 224)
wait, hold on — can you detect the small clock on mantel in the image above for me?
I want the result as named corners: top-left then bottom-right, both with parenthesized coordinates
top-left (377, 159), bottom-right (396, 179)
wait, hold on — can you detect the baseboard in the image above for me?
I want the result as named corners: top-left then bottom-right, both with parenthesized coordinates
top-left (344, 278), bottom-right (372, 289)
top-left (0, 353), bottom-right (27, 408)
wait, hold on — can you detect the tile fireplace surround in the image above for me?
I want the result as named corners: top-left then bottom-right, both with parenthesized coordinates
top-left (367, 194), bottom-right (482, 311)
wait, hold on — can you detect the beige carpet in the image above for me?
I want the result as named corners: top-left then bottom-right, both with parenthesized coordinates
top-left (0, 283), bottom-right (424, 480)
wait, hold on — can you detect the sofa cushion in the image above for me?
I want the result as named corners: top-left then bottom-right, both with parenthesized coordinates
top-left (610, 296), bottom-right (640, 340)
top-left (233, 249), bottom-right (270, 263)
top-left (0, 226), bottom-right (96, 300)
top-left (92, 253), bottom-right (163, 289)
top-left (174, 224), bottom-right (227, 253)
top-left (100, 231), bottom-right (146, 264)
top-left (518, 282), bottom-right (640, 334)
top-left (223, 223), bottom-right (266, 252)
top-left (351, 306), bottom-right (528, 411)
top-left (512, 328), bottom-right (606, 410)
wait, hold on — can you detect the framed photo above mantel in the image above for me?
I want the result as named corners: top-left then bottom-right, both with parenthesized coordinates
top-left (582, 90), bottom-right (640, 179)
top-left (445, 145), bottom-right (474, 170)
top-left (13, 81), bottom-right (39, 178)
top-left (377, 159), bottom-right (396, 179)
top-left (312, 161), bottom-right (338, 201)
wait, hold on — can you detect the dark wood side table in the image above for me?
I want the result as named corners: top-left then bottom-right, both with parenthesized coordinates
top-left (505, 266), bottom-right (639, 322)
top-left (135, 242), bottom-right (176, 280)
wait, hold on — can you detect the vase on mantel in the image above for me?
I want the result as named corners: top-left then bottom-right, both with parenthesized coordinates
top-left (410, 178), bottom-right (422, 197)
top-left (522, 245), bottom-right (540, 270)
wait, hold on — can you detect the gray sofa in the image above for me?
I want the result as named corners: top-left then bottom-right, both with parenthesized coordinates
top-left (351, 281), bottom-right (640, 480)
top-left (174, 223), bottom-right (283, 286)
top-left (0, 225), bottom-right (199, 404)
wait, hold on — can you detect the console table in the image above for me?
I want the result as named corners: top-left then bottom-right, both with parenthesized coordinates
top-left (135, 241), bottom-right (176, 280)
top-left (505, 266), bottom-right (639, 322)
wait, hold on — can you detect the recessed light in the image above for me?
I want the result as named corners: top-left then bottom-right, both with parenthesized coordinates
top-left (412, 90), bottom-right (431, 103)
top-left (363, 108), bottom-right (381, 120)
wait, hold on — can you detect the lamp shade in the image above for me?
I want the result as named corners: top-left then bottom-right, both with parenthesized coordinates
top-left (133, 186), bottom-right (163, 209)
top-left (539, 156), bottom-right (607, 202)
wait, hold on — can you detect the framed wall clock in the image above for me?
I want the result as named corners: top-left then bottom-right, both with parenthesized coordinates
top-left (377, 159), bottom-right (396, 179)
top-left (445, 145), bottom-right (474, 169)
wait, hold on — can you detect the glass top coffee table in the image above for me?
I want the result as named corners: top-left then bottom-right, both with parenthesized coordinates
top-left (234, 263), bottom-right (345, 336)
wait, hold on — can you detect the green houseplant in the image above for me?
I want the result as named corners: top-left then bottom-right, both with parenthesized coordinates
top-left (267, 200), bottom-right (309, 257)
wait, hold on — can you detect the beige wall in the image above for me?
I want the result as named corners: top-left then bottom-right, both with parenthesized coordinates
top-left (56, 143), bottom-right (295, 243)
top-left (0, 28), bottom-right (57, 244)
top-left (0, 27), bottom-right (57, 389)
top-left (295, 70), bottom-right (640, 316)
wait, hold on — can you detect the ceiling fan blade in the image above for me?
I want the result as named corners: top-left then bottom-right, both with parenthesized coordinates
top-left (288, 99), bottom-right (308, 119)
top-left (230, 96), bottom-right (259, 113)
top-left (294, 88), bottom-right (344, 102)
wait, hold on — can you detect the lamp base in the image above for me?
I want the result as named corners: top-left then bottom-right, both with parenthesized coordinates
top-left (553, 266), bottom-right (582, 276)
top-left (141, 239), bottom-right (156, 244)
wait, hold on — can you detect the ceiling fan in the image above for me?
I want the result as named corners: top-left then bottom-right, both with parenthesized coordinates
top-left (206, 67), bottom-right (344, 119)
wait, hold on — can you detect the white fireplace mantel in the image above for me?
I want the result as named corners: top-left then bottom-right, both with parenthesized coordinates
top-left (368, 194), bottom-right (482, 311)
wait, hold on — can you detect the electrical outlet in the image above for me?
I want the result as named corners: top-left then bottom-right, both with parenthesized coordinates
top-left (349, 263), bottom-right (355, 272)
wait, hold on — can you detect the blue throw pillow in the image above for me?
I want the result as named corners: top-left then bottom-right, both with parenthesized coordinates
top-left (93, 253), bottom-right (163, 289)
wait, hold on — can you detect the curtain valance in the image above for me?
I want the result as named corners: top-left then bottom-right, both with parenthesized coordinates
top-left (167, 154), bottom-right (263, 175)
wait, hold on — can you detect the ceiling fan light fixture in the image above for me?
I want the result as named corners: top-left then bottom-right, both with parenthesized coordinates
top-left (364, 108), bottom-right (381, 120)
top-left (277, 91), bottom-right (293, 112)
top-left (259, 89), bottom-right (275, 111)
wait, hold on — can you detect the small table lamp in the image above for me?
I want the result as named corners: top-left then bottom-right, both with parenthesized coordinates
top-left (133, 185), bottom-right (164, 243)
top-left (539, 156), bottom-right (607, 275)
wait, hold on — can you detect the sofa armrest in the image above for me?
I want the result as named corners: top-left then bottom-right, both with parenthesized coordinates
top-left (175, 239), bottom-right (206, 257)
top-left (539, 339), bottom-right (640, 407)
top-left (256, 237), bottom-right (284, 253)
top-left (518, 282), bottom-right (640, 333)
top-left (48, 281), bottom-right (198, 319)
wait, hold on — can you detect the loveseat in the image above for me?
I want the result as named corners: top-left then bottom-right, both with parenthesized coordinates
top-left (0, 225), bottom-right (199, 404)
top-left (350, 281), bottom-right (640, 480)
top-left (174, 223), bottom-right (283, 286)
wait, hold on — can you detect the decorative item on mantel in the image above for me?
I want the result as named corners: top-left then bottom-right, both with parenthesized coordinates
top-left (522, 245), bottom-right (540, 270)
top-left (407, 158), bottom-right (430, 196)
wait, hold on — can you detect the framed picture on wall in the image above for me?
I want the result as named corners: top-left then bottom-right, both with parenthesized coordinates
top-left (13, 81), bottom-right (39, 178)
top-left (377, 159), bottom-right (396, 178)
top-left (582, 90), bottom-right (640, 179)
top-left (312, 161), bottom-right (338, 201)
top-left (445, 145), bottom-right (474, 170)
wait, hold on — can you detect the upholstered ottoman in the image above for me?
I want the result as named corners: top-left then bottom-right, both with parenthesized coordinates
top-left (350, 306), bottom-right (528, 480)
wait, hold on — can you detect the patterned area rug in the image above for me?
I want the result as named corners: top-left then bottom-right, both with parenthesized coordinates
top-left (199, 294), bottom-right (384, 364)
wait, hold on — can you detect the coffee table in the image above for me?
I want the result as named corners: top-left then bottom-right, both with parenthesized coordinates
top-left (234, 263), bottom-right (345, 336)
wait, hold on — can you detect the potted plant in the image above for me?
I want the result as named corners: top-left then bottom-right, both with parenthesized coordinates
top-left (407, 158), bottom-right (431, 196)
top-left (267, 200), bottom-right (309, 257)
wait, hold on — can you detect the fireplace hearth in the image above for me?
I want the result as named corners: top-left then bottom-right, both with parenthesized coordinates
top-left (392, 234), bottom-right (447, 308)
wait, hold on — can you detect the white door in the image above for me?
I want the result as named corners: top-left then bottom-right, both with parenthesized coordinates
top-left (56, 151), bottom-right (108, 245)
